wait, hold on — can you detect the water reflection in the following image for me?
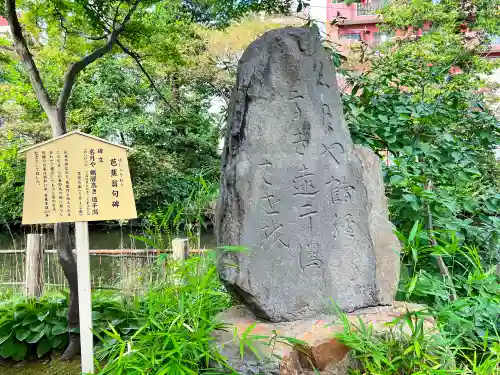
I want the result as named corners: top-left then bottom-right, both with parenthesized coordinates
top-left (0, 226), bottom-right (216, 293)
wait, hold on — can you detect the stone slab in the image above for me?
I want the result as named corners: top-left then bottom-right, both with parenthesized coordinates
top-left (213, 303), bottom-right (433, 375)
top-left (216, 26), bottom-right (400, 321)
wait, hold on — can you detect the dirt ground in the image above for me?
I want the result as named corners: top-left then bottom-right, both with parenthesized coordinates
top-left (0, 359), bottom-right (81, 375)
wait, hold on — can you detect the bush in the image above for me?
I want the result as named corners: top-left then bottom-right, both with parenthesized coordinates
top-left (0, 252), bottom-right (231, 372)
top-left (0, 291), bottom-right (143, 361)
top-left (94, 252), bottom-right (232, 374)
top-left (336, 310), bottom-right (456, 374)
top-left (335, 225), bottom-right (500, 375)
top-left (0, 294), bottom-right (69, 360)
top-left (0, 136), bottom-right (25, 224)
top-left (336, 309), bottom-right (500, 375)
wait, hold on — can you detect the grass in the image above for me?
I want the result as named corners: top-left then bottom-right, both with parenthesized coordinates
top-left (0, 359), bottom-right (80, 375)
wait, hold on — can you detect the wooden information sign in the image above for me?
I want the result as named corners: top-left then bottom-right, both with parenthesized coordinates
top-left (22, 131), bottom-right (136, 224)
top-left (21, 131), bottom-right (137, 374)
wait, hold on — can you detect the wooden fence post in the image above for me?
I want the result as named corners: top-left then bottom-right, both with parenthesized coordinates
top-left (25, 234), bottom-right (45, 297)
top-left (172, 238), bottom-right (189, 284)
top-left (172, 238), bottom-right (190, 261)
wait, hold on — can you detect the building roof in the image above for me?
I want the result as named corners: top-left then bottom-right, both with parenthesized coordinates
top-left (338, 18), bottom-right (382, 26)
top-left (0, 17), bottom-right (8, 27)
top-left (20, 131), bottom-right (131, 153)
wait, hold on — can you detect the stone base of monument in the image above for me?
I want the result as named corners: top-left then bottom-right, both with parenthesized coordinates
top-left (213, 303), bottom-right (433, 375)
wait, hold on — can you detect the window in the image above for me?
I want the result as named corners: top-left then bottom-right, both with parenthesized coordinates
top-left (489, 34), bottom-right (500, 45)
top-left (340, 33), bottom-right (361, 44)
top-left (372, 32), bottom-right (391, 45)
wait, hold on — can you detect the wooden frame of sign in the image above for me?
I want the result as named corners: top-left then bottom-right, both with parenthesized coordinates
top-left (21, 131), bottom-right (137, 374)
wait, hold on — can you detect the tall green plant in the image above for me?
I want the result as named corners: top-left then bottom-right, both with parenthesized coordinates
top-left (336, 310), bottom-right (456, 375)
top-left (343, 51), bottom-right (499, 258)
top-left (94, 252), bottom-right (232, 374)
top-left (0, 291), bottom-right (142, 361)
top-left (136, 171), bottom-right (219, 250)
top-left (0, 135), bottom-right (25, 224)
top-left (335, 308), bottom-right (500, 375)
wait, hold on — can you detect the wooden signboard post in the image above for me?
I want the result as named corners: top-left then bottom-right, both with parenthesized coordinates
top-left (21, 131), bottom-right (137, 374)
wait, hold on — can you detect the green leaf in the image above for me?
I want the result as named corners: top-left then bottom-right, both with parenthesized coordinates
top-left (52, 324), bottom-right (67, 335)
top-left (46, 316), bottom-right (61, 325)
top-left (442, 133), bottom-right (454, 142)
top-left (451, 151), bottom-right (461, 161)
top-left (484, 201), bottom-right (498, 213)
top-left (464, 167), bottom-right (480, 175)
top-left (419, 142), bottom-right (430, 153)
top-left (403, 146), bottom-right (413, 155)
top-left (37, 338), bottom-right (52, 358)
top-left (15, 328), bottom-right (31, 342)
top-left (410, 201), bottom-right (420, 211)
top-left (30, 321), bottom-right (45, 333)
top-left (387, 134), bottom-right (397, 143)
top-left (378, 114), bottom-right (388, 123)
top-left (10, 342), bottom-right (28, 361)
top-left (0, 332), bottom-right (12, 345)
top-left (50, 335), bottom-right (63, 349)
top-left (44, 323), bottom-right (53, 337)
top-left (14, 309), bottom-right (27, 320)
top-left (0, 340), bottom-right (15, 358)
top-left (403, 194), bottom-right (417, 203)
top-left (26, 330), bottom-right (45, 344)
top-left (408, 221), bottom-right (420, 242)
top-left (37, 310), bottom-right (50, 321)
top-left (390, 175), bottom-right (405, 185)
top-left (457, 171), bottom-right (470, 181)
top-left (22, 315), bottom-right (38, 326)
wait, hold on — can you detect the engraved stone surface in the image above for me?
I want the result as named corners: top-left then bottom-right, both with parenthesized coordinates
top-left (216, 26), bottom-right (400, 322)
top-left (354, 145), bottom-right (401, 305)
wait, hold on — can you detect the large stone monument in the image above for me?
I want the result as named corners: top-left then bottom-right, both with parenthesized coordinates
top-left (216, 26), bottom-right (400, 323)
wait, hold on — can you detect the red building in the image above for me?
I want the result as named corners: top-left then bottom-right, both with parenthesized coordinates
top-left (327, 0), bottom-right (388, 47)
top-left (0, 16), bottom-right (9, 35)
top-left (325, 0), bottom-right (500, 58)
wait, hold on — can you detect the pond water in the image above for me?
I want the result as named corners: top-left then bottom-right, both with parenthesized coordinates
top-left (0, 226), bottom-right (217, 250)
top-left (0, 226), bottom-right (216, 293)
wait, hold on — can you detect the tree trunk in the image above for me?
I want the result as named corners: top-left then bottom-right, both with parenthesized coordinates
top-left (48, 110), bottom-right (80, 360)
top-left (48, 109), bottom-right (66, 137)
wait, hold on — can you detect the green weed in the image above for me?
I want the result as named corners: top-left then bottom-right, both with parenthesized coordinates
top-left (94, 252), bottom-right (232, 375)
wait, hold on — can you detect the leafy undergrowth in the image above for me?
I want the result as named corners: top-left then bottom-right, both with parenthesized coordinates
top-left (0, 290), bottom-right (144, 361)
top-left (0, 359), bottom-right (80, 375)
top-left (335, 224), bottom-right (500, 375)
top-left (1, 251), bottom-right (233, 374)
top-left (94, 251), bottom-right (233, 374)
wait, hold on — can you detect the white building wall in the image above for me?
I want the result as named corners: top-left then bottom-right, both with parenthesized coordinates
top-left (304, 0), bottom-right (328, 39)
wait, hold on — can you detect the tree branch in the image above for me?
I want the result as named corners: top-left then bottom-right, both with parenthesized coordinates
top-left (116, 38), bottom-right (180, 116)
top-left (0, 45), bottom-right (15, 52)
top-left (113, 1), bottom-right (126, 28)
top-left (56, 32), bottom-right (118, 114)
top-left (5, 0), bottom-right (54, 115)
top-left (53, 6), bottom-right (108, 41)
top-left (425, 179), bottom-right (458, 301)
top-left (56, 0), bottom-right (141, 116)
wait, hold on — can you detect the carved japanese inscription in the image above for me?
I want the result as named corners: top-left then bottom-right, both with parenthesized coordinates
top-left (217, 27), bottom-right (400, 322)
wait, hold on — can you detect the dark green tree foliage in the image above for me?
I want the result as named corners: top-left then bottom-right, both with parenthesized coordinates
top-left (0, 0), bottom-right (293, 224)
top-left (344, 58), bottom-right (499, 249)
top-left (184, 0), bottom-right (292, 27)
top-left (342, 0), bottom-right (499, 259)
top-left (0, 136), bottom-right (25, 223)
top-left (66, 56), bottom-right (222, 216)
